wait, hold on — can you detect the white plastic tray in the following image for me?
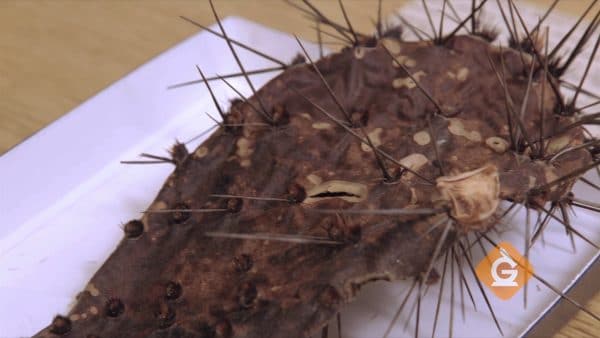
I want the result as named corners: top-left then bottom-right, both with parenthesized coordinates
top-left (0, 4), bottom-right (598, 338)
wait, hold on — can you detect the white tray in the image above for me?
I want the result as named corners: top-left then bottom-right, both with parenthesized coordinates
top-left (0, 4), bottom-right (598, 338)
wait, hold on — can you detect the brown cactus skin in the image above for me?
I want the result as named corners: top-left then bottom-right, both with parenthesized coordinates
top-left (33, 30), bottom-right (592, 338)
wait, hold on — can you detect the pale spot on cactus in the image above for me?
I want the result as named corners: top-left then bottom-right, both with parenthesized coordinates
top-left (392, 55), bottom-right (416, 68)
top-left (81, 313), bottom-right (87, 319)
top-left (448, 67), bottom-right (469, 81)
top-left (546, 135), bottom-right (572, 155)
top-left (69, 314), bottom-right (80, 322)
top-left (467, 131), bottom-right (482, 142)
top-left (485, 137), bottom-right (509, 153)
top-left (243, 126), bottom-right (253, 138)
top-left (448, 118), bottom-right (482, 142)
top-left (354, 47), bottom-right (366, 59)
top-left (236, 137), bottom-right (254, 158)
top-left (194, 146), bottom-right (208, 158)
top-left (236, 138), bottom-right (254, 167)
top-left (380, 38), bottom-right (401, 54)
top-left (409, 187), bottom-right (418, 204)
top-left (399, 153), bottom-right (429, 179)
top-left (304, 180), bottom-right (368, 204)
top-left (437, 165), bottom-right (500, 225)
top-left (404, 58), bottom-right (416, 68)
top-left (521, 52), bottom-right (535, 64)
top-left (393, 71), bottom-right (426, 89)
top-left (152, 201), bottom-right (167, 211)
top-left (300, 113), bottom-right (312, 120)
top-left (456, 67), bottom-right (469, 81)
top-left (89, 306), bottom-right (99, 315)
top-left (528, 176), bottom-right (537, 188)
top-left (361, 128), bottom-right (383, 152)
top-left (142, 201), bottom-right (166, 231)
top-left (413, 131), bottom-right (431, 145)
top-left (307, 174), bottom-right (323, 186)
top-left (393, 77), bottom-right (415, 89)
top-left (312, 122), bottom-right (333, 130)
top-left (85, 283), bottom-right (100, 297)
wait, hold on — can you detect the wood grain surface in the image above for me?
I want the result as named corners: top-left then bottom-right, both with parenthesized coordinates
top-left (0, 1), bottom-right (598, 337)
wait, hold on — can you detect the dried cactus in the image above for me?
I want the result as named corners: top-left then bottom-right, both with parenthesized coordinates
top-left (34, 1), bottom-right (599, 337)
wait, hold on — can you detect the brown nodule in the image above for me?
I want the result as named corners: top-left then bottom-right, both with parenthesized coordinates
top-left (238, 282), bottom-right (257, 308)
top-left (105, 298), bottom-right (124, 317)
top-left (214, 319), bottom-right (233, 338)
top-left (49, 315), bottom-right (71, 335)
top-left (196, 322), bottom-right (215, 338)
top-left (165, 281), bottom-right (182, 300)
top-left (124, 219), bottom-right (144, 238)
top-left (171, 203), bottom-right (191, 224)
top-left (350, 109), bottom-right (369, 127)
top-left (424, 268), bottom-right (440, 285)
top-left (327, 222), bottom-right (361, 244)
top-left (290, 53), bottom-right (306, 65)
top-left (233, 254), bottom-right (253, 273)
top-left (170, 142), bottom-right (189, 165)
top-left (224, 101), bottom-right (245, 134)
top-left (287, 183), bottom-right (307, 203)
top-left (156, 302), bottom-right (176, 329)
top-left (271, 104), bottom-right (290, 126)
top-left (317, 285), bottom-right (341, 308)
top-left (225, 198), bottom-right (243, 213)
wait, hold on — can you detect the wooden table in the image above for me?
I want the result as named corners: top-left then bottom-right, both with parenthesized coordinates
top-left (1, 1), bottom-right (598, 337)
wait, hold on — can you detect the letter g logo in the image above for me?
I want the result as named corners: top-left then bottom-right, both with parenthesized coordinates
top-left (475, 242), bottom-right (533, 300)
top-left (490, 248), bottom-right (518, 287)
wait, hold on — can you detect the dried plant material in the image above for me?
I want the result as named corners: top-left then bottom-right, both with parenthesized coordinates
top-left (437, 165), bottom-right (500, 226)
top-left (485, 137), bottom-right (509, 153)
top-left (33, 1), bottom-right (600, 337)
top-left (304, 180), bottom-right (368, 204)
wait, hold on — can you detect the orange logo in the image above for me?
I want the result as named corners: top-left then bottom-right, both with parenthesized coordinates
top-left (475, 241), bottom-right (534, 300)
